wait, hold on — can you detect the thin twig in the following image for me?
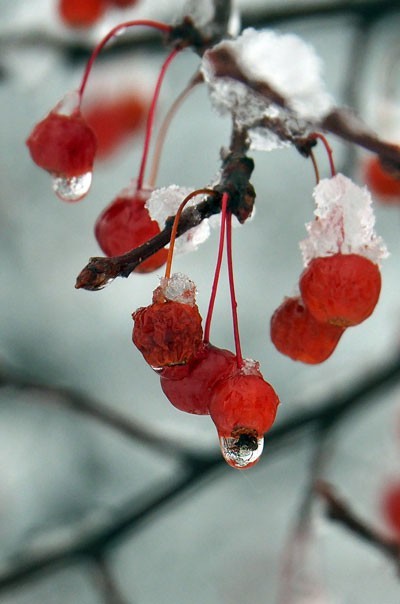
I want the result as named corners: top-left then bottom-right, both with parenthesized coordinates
top-left (91, 555), bottom-right (130, 604)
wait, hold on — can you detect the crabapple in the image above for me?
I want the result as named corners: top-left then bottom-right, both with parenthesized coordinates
top-left (27, 111), bottom-right (97, 178)
top-left (364, 155), bottom-right (400, 202)
top-left (95, 190), bottom-right (168, 272)
top-left (58, 0), bottom-right (106, 27)
top-left (132, 288), bottom-right (203, 369)
top-left (381, 481), bottom-right (400, 540)
top-left (209, 361), bottom-right (279, 468)
top-left (270, 296), bottom-right (345, 364)
top-left (299, 253), bottom-right (381, 327)
top-left (83, 93), bottom-right (147, 159)
top-left (160, 343), bottom-right (237, 415)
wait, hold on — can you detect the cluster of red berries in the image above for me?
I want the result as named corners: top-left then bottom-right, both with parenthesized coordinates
top-left (26, 14), bottom-right (388, 469)
top-left (59, 0), bottom-right (139, 28)
top-left (132, 273), bottom-right (279, 469)
top-left (271, 252), bottom-right (382, 364)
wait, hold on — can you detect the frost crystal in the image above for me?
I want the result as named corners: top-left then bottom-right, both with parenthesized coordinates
top-left (300, 173), bottom-right (388, 266)
top-left (54, 90), bottom-right (80, 116)
top-left (157, 273), bottom-right (197, 305)
top-left (201, 28), bottom-right (333, 150)
top-left (145, 185), bottom-right (210, 254)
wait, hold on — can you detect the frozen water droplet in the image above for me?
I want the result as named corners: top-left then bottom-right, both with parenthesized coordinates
top-left (219, 433), bottom-right (264, 469)
top-left (52, 172), bottom-right (92, 202)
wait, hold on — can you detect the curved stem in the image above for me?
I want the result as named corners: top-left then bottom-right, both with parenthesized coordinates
top-left (203, 192), bottom-right (229, 344)
top-left (310, 132), bottom-right (336, 177)
top-left (309, 149), bottom-right (320, 184)
top-left (78, 20), bottom-right (172, 99)
top-left (136, 47), bottom-right (181, 191)
top-left (226, 211), bottom-right (244, 368)
top-left (148, 72), bottom-right (203, 188)
top-left (164, 188), bottom-right (216, 279)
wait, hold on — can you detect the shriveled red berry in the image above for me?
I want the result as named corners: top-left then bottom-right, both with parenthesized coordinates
top-left (132, 300), bottom-right (203, 369)
top-left (364, 156), bottom-right (400, 203)
top-left (299, 253), bottom-right (381, 327)
top-left (209, 362), bottom-right (279, 469)
top-left (270, 296), bottom-right (345, 364)
top-left (26, 111), bottom-right (97, 178)
top-left (209, 364), bottom-right (279, 438)
top-left (83, 94), bottom-right (146, 159)
top-left (59, 0), bottom-right (106, 27)
top-left (95, 190), bottom-right (168, 272)
top-left (381, 482), bottom-right (400, 539)
top-left (160, 343), bottom-right (237, 415)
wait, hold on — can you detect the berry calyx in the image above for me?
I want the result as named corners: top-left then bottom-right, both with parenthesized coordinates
top-left (160, 343), bottom-right (237, 415)
top-left (209, 360), bottom-right (279, 468)
top-left (26, 110), bottom-right (97, 179)
top-left (132, 274), bottom-right (203, 369)
top-left (270, 296), bottom-right (345, 364)
top-left (95, 186), bottom-right (168, 272)
top-left (299, 253), bottom-right (381, 327)
top-left (363, 155), bottom-right (400, 203)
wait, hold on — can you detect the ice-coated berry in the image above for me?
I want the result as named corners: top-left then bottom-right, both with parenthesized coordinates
top-left (299, 253), bottom-right (381, 327)
top-left (270, 296), bottom-right (345, 364)
top-left (209, 362), bottom-right (279, 438)
top-left (26, 111), bottom-right (97, 178)
top-left (160, 343), bottom-right (237, 414)
top-left (95, 191), bottom-right (168, 272)
top-left (132, 300), bottom-right (203, 369)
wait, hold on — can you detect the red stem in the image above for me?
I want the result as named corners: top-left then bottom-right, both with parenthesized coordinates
top-left (226, 211), bottom-right (244, 368)
top-left (310, 132), bottom-right (336, 177)
top-left (164, 188), bottom-right (216, 279)
top-left (136, 47), bottom-right (181, 191)
top-left (78, 20), bottom-right (172, 99)
top-left (203, 192), bottom-right (229, 344)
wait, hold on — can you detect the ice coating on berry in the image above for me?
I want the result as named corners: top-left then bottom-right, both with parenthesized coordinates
top-left (209, 364), bottom-right (279, 439)
top-left (54, 90), bottom-right (80, 116)
top-left (299, 254), bottom-right (381, 327)
top-left (132, 299), bottom-right (203, 368)
top-left (26, 105), bottom-right (97, 179)
top-left (160, 343), bottom-right (237, 415)
top-left (155, 273), bottom-right (197, 306)
top-left (201, 28), bottom-right (333, 129)
top-left (53, 172), bottom-right (92, 202)
top-left (300, 173), bottom-right (388, 266)
top-left (145, 185), bottom-right (210, 254)
top-left (270, 296), bottom-right (344, 364)
top-left (219, 434), bottom-right (264, 469)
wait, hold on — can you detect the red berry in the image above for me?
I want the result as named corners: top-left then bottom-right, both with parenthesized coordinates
top-left (209, 364), bottom-right (279, 438)
top-left (270, 296), bottom-right (345, 364)
top-left (83, 94), bottom-right (146, 159)
top-left (58, 0), bottom-right (106, 27)
top-left (299, 253), bottom-right (381, 327)
top-left (381, 482), bottom-right (400, 539)
top-left (132, 299), bottom-right (203, 369)
top-left (26, 111), bottom-right (97, 178)
top-left (95, 190), bottom-right (168, 272)
top-left (364, 155), bottom-right (400, 203)
top-left (160, 343), bottom-right (237, 415)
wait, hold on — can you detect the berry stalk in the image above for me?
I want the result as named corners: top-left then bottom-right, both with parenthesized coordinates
top-left (226, 210), bottom-right (244, 368)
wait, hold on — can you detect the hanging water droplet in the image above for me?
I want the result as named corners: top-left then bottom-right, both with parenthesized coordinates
top-left (52, 172), bottom-right (92, 202)
top-left (219, 432), bottom-right (264, 469)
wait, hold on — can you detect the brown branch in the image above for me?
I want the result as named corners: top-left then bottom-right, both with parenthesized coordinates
top-left (316, 481), bottom-right (400, 573)
top-left (91, 555), bottom-right (130, 604)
